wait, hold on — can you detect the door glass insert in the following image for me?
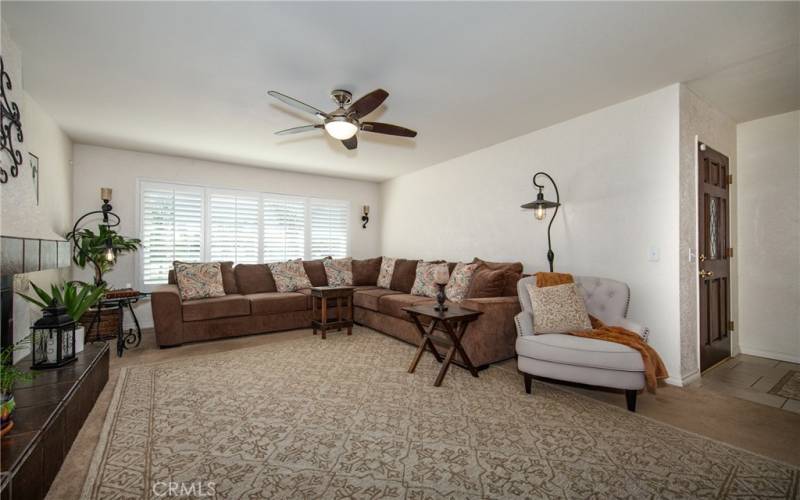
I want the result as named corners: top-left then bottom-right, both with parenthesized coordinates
top-left (709, 197), bottom-right (719, 259)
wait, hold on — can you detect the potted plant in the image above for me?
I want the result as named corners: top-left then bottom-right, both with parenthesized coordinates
top-left (1, 336), bottom-right (34, 437)
top-left (66, 224), bottom-right (141, 286)
top-left (17, 281), bottom-right (106, 354)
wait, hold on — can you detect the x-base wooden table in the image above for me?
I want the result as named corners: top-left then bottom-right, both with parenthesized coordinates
top-left (403, 303), bottom-right (483, 387)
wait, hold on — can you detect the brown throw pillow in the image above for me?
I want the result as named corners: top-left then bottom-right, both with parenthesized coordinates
top-left (390, 259), bottom-right (419, 293)
top-left (173, 261), bottom-right (226, 301)
top-left (467, 267), bottom-right (506, 298)
top-left (219, 262), bottom-right (238, 294)
top-left (302, 258), bottom-right (329, 287)
top-left (234, 264), bottom-right (277, 294)
top-left (352, 257), bottom-right (382, 285)
top-left (527, 282), bottom-right (592, 334)
top-left (473, 258), bottom-right (523, 296)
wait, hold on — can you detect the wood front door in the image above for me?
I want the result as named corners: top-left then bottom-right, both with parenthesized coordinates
top-left (698, 143), bottom-right (732, 372)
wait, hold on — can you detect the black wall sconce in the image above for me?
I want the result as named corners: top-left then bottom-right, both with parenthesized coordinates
top-left (521, 172), bottom-right (561, 272)
top-left (361, 205), bottom-right (370, 229)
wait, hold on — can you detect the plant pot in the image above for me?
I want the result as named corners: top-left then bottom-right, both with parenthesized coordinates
top-left (0, 393), bottom-right (15, 437)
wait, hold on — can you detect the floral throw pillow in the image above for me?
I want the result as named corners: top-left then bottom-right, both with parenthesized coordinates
top-left (527, 283), bottom-right (592, 334)
top-left (173, 261), bottom-right (226, 301)
top-left (323, 257), bottom-right (353, 287)
top-left (268, 259), bottom-right (313, 292)
top-left (445, 262), bottom-right (479, 302)
top-left (377, 257), bottom-right (396, 289)
top-left (411, 261), bottom-right (449, 298)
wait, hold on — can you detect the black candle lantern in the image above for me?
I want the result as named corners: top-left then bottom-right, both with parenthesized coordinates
top-left (31, 303), bottom-right (77, 369)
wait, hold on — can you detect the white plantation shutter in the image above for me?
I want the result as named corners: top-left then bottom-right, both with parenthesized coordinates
top-left (310, 199), bottom-right (349, 259)
top-left (262, 195), bottom-right (306, 261)
top-left (208, 191), bottom-right (260, 265)
top-left (140, 183), bottom-right (204, 286)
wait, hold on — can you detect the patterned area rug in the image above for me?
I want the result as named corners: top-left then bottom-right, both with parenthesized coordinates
top-left (82, 327), bottom-right (799, 499)
top-left (770, 371), bottom-right (800, 401)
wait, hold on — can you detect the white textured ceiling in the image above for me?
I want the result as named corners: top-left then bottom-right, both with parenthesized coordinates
top-left (3, 2), bottom-right (798, 181)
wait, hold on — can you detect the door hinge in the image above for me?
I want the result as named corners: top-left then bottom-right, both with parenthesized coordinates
top-left (727, 174), bottom-right (733, 185)
top-left (729, 320), bottom-right (735, 331)
top-left (727, 247), bottom-right (734, 258)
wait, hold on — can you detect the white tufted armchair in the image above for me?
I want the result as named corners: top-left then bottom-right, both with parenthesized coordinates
top-left (514, 275), bottom-right (649, 411)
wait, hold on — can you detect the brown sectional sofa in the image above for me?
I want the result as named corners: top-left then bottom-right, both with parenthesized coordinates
top-left (152, 257), bottom-right (522, 367)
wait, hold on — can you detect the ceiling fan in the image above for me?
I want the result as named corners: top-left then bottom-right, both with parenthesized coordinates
top-left (268, 88), bottom-right (417, 150)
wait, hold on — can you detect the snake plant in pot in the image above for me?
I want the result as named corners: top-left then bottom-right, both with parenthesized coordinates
top-left (17, 281), bottom-right (107, 356)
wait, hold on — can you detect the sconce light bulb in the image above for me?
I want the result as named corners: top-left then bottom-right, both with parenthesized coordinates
top-left (105, 247), bottom-right (115, 262)
top-left (535, 206), bottom-right (546, 221)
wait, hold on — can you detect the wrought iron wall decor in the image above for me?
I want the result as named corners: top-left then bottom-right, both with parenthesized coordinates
top-left (0, 55), bottom-right (24, 184)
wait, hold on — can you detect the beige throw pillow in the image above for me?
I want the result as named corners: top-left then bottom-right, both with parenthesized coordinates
top-left (323, 257), bottom-right (353, 287)
top-left (377, 257), bottom-right (396, 289)
top-left (445, 262), bottom-right (479, 302)
top-left (173, 261), bottom-right (226, 301)
top-left (527, 283), bottom-right (592, 334)
top-left (411, 261), bottom-right (449, 298)
top-left (268, 259), bottom-right (313, 292)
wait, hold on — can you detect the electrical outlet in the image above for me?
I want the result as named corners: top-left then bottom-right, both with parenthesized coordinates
top-left (648, 246), bottom-right (660, 262)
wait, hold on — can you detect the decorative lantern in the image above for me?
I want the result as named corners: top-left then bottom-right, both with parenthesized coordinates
top-left (31, 303), bottom-right (77, 369)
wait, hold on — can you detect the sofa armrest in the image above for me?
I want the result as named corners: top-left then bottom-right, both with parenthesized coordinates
top-left (151, 285), bottom-right (184, 346)
top-left (514, 311), bottom-right (534, 337)
top-left (459, 296), bottom-right (521, 366)
top-left (615, 317), bottom-right (649, 341)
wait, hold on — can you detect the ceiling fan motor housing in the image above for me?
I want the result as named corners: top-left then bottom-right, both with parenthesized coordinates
top-left (330, 89), bottom-right (352, 107)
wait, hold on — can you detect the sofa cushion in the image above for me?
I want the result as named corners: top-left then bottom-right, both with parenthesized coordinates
top-left (249, 292), bottom-right (309, 315)
top-left (173, 261), bottom-right (226, 301)
top-left (467, 267), bottom-right (506, 298)
top-left (473, 258), bottom-right (524, 296)
top-left (323, 257), bottom-right (353, 286)
top-left (303, 258), bottom-right (329, 287)
top-left (353, 288), bottom-right (403, 311)
top-left (516, 333), bottom-right (644, 372)
top-left (269, 260), bottom-right (313, 292)
top-left (378, 293), bottom-right (435, 319)
top-left (390, 259), bottom-right (419, 293)
top-left (234, 264), bottom-right (277, 295)
top-left (353, 257), bottom-right (382, 286)
top-left (182, 294), bottom-right (250, 322)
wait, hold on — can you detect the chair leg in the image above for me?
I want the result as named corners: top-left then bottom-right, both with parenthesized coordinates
top-left (524, 373), bottom-right (533, 394)
top-left (625, 390), bottom-right (637, 412)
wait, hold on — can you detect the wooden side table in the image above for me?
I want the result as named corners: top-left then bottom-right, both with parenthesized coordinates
top-left (310, 286), bottom-right (354, 339)
top-left (403, 303), bottom-right (483, 386)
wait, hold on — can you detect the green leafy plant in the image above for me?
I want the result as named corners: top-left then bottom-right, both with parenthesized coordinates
top-left (1, 336), bottom-right (34, 396)
top-left (17, 281), bottom-right (106, 323)
top-left (66, 225), bottom-right (141, 285)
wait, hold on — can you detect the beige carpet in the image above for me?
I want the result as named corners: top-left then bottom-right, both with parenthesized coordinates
top-left (770, 371), bottom-right (800, 401)
top-left (81, 326), bottom-right (799, 499)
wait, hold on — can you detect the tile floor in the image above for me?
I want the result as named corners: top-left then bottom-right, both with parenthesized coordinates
top-left (694, 354), bottom-right (800, 413)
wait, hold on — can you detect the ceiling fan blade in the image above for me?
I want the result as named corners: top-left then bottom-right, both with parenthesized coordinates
top-left (268, 91), bottom-right (329, 118)
top-left (274, 124), bottom-right (323, 136)
top-left (341, 136), bottom-right (358, 150)
top-left (347, 89), bottom-right (389, 118)
top-left (361, 122), bottom-right (417, 138)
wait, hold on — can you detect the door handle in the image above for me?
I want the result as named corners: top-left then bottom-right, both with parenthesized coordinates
top-left (699, 270), bottom-right (714, 278)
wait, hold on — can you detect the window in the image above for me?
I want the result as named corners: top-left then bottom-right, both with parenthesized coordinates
top-left (140, 182), bottom-right (204, 286)
top-left (310, 198), bottom-right (349, 259)
top-left (262, 195), bottom-right (306, 262)
top-left (138, 181), bottom-right (350, 288)
top-left (208, 191), bottom-right (260, 265)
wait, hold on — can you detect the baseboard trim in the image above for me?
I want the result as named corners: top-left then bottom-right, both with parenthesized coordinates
top-left (739, 346), bottom-right (800, 364)
top-left (123, 320), bottom-right (154, 330)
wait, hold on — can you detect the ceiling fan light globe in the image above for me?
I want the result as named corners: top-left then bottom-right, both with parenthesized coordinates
top-left (324, 120), bottom-right (358, 140)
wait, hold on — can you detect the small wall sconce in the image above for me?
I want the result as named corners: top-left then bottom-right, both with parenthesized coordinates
top-left (361, 205), bottom-right (370, 229)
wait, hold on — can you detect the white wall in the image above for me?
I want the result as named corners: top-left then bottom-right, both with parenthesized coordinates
top-left (381, 85), bottom-right (684, 383)
top-left (1, 24), bottom-right (74, 362)
top-left (737, 110), bottom-right (800, 363)
top-left (678, 85), bottom-right (737, 381)
top-left (72, 144), bottom-right (381, 327)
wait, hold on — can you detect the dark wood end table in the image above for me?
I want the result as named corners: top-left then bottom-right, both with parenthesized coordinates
top-left (403, 303), bottom-right (483, 387)
top-left (310, 286), bottom-right (354, 339)
top-left (86, 292), bottom-right (148, 357)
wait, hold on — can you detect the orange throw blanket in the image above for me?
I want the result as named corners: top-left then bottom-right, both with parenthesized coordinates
top-left (535, 272), bottom-right (668, 393)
